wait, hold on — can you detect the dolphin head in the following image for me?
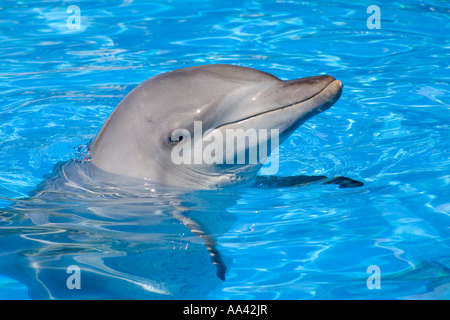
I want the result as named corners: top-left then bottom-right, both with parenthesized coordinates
top-left (90, 64), bottom-right (342, 189)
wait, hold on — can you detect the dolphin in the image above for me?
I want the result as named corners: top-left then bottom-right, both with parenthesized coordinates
top-left (0, 65), bottom-right (364, 298)
top-left (90, 64), bottom-right (356, 189)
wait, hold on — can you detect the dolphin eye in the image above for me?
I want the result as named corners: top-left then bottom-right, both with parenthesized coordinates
top-left (169, 135), bottom-right (182, 143)
top-left (170, 135), bottom-right (183, 142)
top-left (169, 129), bottom-right (189, 144)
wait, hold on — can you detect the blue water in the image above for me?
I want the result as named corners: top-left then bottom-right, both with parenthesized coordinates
top-left (1, 0), bottom-right (449, 299)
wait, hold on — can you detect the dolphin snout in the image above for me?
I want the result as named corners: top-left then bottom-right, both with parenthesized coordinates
top-left (282, 75), bottom-right (339, 102)
top-left (286, 74), bottom-right (336, 86)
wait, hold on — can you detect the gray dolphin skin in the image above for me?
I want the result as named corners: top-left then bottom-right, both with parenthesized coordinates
top-left (90, 64), bottom-right (343, 189)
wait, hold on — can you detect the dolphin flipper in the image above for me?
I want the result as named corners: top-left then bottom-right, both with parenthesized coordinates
top-left (255, 175), bottom-right (364, 189)
top-left (323, 176), bottom-right (364, 188)
top-left (254, 175), bottom-right (328, 187)
top-left (171, 210), bottom-right (227, 281)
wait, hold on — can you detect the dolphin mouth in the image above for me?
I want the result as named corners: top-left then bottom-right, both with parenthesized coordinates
top-left (259, 78), bottom-right (342, 117)
top-left (215, 78), bottom-right (343, 130)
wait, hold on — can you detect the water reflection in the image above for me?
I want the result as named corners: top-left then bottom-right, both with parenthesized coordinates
top-left (0, 160), bottom-right (238, 299)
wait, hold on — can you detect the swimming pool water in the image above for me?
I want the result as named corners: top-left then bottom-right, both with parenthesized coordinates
top-left (0, 0), bottom-right (449, 299)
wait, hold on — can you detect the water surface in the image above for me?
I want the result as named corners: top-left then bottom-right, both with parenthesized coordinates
top-left (0, 0), bottom-right (449, 299)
